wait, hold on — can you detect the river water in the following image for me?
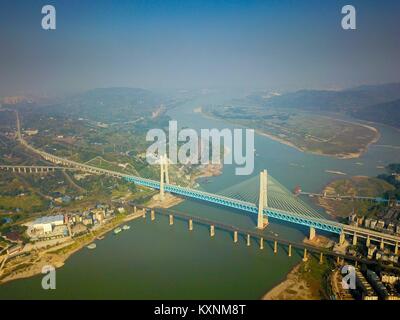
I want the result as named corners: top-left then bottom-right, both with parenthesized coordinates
top-left (1, 92), bottom-right (400, 299)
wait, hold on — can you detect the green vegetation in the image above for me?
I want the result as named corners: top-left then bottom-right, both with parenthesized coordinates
top-left (297, 257), bottom-right (333, 299)
top-left (207, 105), bottom-right (377, 158)
top-left (318, 163), bottom-right (400, 218)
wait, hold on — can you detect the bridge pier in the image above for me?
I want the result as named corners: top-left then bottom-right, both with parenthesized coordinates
top-left (339, 232), bottom-right (345, 245)
top-left (352, 233), bottom-right (357, 246)
top-left (288, 244), bottom-right (292, 257)
top-left (274, 240), bottom-right (278, 254)
top-left (246, 234), bottom-right (251, 246)
top-left (151, 209), bottom-right (155, 221)
top-left (380, 238), bottom-right (384, 250)
top-left (309, 227), bottom-right (316, 241)
top-left (189, 219), bottom-right (193, 231)
top-left (319, 252), bottom-right (323, 264)
top-left (302, 248), bottom-right (308, 262)
top-left (142, 209), bottom-right (146, 218)
top-left (260, 237), bottom-right (264, 250)
top-left (210, 225), bottom-right (215, 237)
top-left (133, 206), bottom-right (137, 214)
top-left (169, 214), bottom-right (174, 225)
top-left (234, 231), bottom-right (238, 243)
top-left (395, 242), bottom-right (398, 255)
top-left (366, 235), bottom-right (370, 247)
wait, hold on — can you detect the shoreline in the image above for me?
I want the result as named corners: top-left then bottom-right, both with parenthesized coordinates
top-left (201, 110), bottom-right (380, 160)
top-left (0, 161), bottom-right (223, 286)
top-left (0, 211), bottom-right (144, 285)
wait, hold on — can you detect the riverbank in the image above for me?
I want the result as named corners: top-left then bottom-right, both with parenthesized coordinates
top-left (0, 155), bottom-right (223, 286)
top-left (262, 263), bottom-right (314, 300)
top-left (0, 210), bottom-right (144, 284)
top-left (201, 109), bottom-right (380, 159)
top-left (262, 235), bottom-right (334, 300)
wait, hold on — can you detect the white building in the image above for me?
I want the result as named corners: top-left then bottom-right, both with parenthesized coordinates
top-left (32, 215), bottom-right (64, 233)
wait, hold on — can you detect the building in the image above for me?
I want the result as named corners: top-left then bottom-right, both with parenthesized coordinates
top-left (365, 270), bottom-right (398, 300)
top-left (381, 272), bottom-right (400, 285)
top-left (32, 215), bottom-right (64, 234)
top-left (376, 220), bottom-right (385, 230)
top-left (355, 269), bottom-right (378, 300)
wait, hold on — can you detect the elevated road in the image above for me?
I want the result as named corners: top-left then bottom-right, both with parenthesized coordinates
top-left (6, 111), bottom-right (400, 248)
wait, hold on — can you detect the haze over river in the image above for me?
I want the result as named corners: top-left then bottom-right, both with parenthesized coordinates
top-left (1, 92), bottom-right (400, 299)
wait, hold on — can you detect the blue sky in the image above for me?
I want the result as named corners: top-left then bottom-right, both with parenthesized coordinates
top-left (1, 0), bottom-right (400, 95)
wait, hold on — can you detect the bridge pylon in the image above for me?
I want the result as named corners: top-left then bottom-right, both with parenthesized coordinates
top-left (159, 154), bottom-right (170, 201)
top-left (257, 170), bottom-right (269, 229)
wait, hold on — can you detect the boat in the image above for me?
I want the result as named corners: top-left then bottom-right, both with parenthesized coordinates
top-left (325, 170), bottom-right (346, 175)
top-left (122, 225), bottom-right (130, 231)
top-left (87, 243), bottom-right (97, 250)
top-left (96, 235), bottom-right (105, 240)
top-left (114, 227), bottom-right (122, 234)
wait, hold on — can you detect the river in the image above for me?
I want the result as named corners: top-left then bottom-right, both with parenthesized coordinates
top-left (1, 91), bottom-right (400, 299)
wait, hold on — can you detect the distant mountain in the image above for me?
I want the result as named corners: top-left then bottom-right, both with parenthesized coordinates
top-left (252, 83), bottom-right (400, 127)
top-left (353, 98), bottom-right (400, 128)
top-left (262, 83), bottom-right (400, 113)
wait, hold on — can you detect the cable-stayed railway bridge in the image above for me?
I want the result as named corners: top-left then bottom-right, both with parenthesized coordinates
top-left (7, 110), bottom-right (400, 252)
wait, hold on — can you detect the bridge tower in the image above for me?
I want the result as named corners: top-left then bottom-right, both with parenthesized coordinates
top-left (159, 154), bottom-right (170, 201)
top-left (159, 155), bottom-right (165, 200)
top-left (164, 155), bottom-right (170, 184)
top-left (257, 170), bottom-right (269, 229)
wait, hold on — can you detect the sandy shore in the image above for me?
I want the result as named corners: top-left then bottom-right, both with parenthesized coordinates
top-left (262, 263), bottom-right (317, 300)
top-left (262, 235), bottom-right (333, 300)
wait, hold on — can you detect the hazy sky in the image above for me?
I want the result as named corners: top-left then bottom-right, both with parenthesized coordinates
top-left (1, 0), bottom-right (400, 95)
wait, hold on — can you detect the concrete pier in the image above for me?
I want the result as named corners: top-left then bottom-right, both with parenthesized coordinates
top-left (319, 252), bottom-right (323, 264)
top-left (246, 234), bottom-right (251, 246)
top-left (142, 209), bottom-right (146, 218)
top-left (169, 214), bottom-right (174, 225)
top-left (366, 235), bottom-right (370, 247)
top-left (395, 242), bottom-right (399, 255)
top-left (273, 240), bottom-right (278, 254)
top-left (353, 233), bottom-right (357, 246)
top-left (302, 248), bottom-right (308, 262)
top-left (380, 238), bottom-right (384, 250)
top-left (309, 227), bottom-right (316, 241)
top-left (288, 244), bottom-right (292, 257)
top-left (133, 206), bottom-right (137, 214)
top-left (210, 225), bottom-right (215, 237)
top-left (234, 231), bottom-right (238, 243)
top-left (151, 209), bottom-right (155, 221)
top-left (260, 237), bottom-right (264, 250)
top-left (189, 219), bottom-right (193, 231)
top-left (339, 232), bottom-right (345, 245)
